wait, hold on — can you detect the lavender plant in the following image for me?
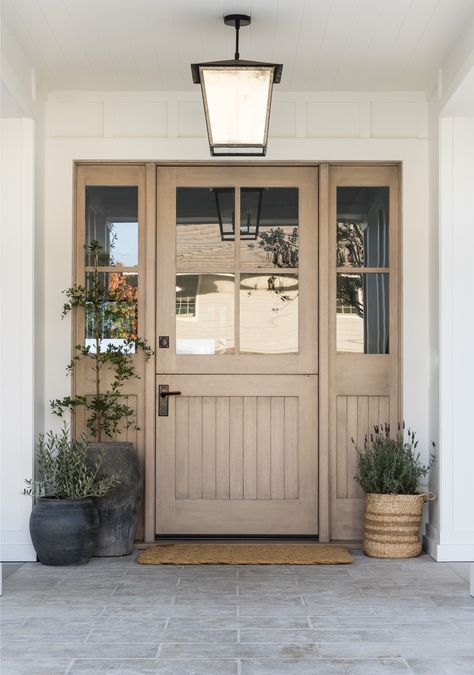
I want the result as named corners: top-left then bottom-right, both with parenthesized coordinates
top-left (354, 424), bottom-right (435, 495)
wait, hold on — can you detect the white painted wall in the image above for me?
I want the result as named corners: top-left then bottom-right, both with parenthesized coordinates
top-left (422, 10), bottom-right (474, 561)
top-left (1, 19), bottom-right (43, 562)
top-left (425, 115), bottom-right (474, 561)
top-left (0, 118), bottom-right (37, 562)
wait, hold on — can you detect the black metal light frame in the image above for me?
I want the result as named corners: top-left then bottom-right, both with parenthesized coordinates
top-left (213, 187), bottom-right (263, 241)
top-left (191, 15), bottom-right (283, 157)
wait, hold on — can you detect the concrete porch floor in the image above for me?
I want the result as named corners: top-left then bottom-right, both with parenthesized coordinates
top-left (1, 550), bottom-right (473, 675)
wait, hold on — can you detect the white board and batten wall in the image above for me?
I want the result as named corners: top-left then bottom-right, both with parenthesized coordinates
top-left (41, 89), bottom-right (430, 544)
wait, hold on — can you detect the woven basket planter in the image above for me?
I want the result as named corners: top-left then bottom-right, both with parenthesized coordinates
top-left (363, 493), bottom-right (425, 558)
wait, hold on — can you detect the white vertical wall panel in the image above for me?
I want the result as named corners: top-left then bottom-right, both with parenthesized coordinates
top-left (371, 101), bottom-right (420, 138)
top-left (47, 101), bottom-right (104, 137)
top-left (114, 101), bottom-right (168, 137)
top-left (436, 117), bottom-right (474, 559)
top-left (178, 101), bottom-right (206, 137)
top-left (0, 118), bottom-right (37, 562)
top-left (306, 101), bottom-right (360, 138)
top-left (268, 101), bottom-right (296, 138)
top-left (45, 92), bottom-right (429, 140)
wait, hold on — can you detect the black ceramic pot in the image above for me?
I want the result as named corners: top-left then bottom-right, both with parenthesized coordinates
top-left (29, 497), bottom-right (99, 566)
top-left (87, 442), bottom-right (142, 557)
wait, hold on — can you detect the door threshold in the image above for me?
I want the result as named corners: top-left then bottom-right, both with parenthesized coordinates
top-left (135, 538), bottom-right (362, 548)
top-left (154, 534), bottom-right (320, 541)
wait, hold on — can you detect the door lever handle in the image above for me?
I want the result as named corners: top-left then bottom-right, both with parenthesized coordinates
top-left (158, 384), bottom-right (181, 416)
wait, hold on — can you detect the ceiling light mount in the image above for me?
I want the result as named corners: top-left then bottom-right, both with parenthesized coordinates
top-left (223, 14), bottom-right (251, 60)
top-left (191, 14), bottom-right (283, 156)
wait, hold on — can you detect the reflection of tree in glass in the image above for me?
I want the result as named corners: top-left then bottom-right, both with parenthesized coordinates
top-left (85, 273), bottom-right (138, 342)
top-left (337, 275), bottom-right (364, 318)
top-left (249, 227), bottom-right (298, 267)
top-left (108, 274), bottom-right (138, 339)
top-left (337, 221), bottom-right (364, 267)
top-left (245, 274), bottom-right (298, 313)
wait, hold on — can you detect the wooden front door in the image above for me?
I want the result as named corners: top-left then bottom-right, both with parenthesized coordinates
top-left (155, 166), bottom-right (319, 535)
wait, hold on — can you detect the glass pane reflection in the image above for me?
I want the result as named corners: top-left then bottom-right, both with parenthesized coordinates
top-left (85, 272), bottom-right (138, 353)
top-left (336, 273), bottom-right (389, 354)
top-left (240, 188), bottom-right (299, 269)
top-left (176, 274), bottom-right (234, 355)
top-left (176, 188), bottom-right (234, 271)
top-left (85, 186), bottom-right (138, 267)
top-left (240, 274), bottom-right (298, 354)
top-left (337, 187), bottom-right (389, 267)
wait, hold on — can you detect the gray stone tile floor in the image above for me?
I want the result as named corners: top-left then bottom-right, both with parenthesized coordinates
top-left (1, 550), bottom-right (473, 674)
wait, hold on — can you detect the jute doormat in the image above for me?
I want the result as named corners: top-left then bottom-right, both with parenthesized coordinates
top-left (137, 543), bottom-right (352, 565)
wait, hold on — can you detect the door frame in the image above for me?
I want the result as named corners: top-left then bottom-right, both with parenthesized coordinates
top-left (73, 160), bottom-right (401, 543)
top-left (154, 165), bottom-right (319, 536)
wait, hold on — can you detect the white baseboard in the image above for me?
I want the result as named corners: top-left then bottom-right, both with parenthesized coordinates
top-left (1, 542), bottom-right (36, 562)
top-left (424, 527), bottom-right (474, 562)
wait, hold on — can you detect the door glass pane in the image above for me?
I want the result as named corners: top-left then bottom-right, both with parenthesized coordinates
top-left (337, 187), bottom-right (389, 267)
top-left (176, 188), bottom-right (235, 271)
top-left (85, 186), bottom-right (138, 267)
top-left (240, 188), bottom-right (299, 269)
top-left (336, 273), bottom-right (389, 354)
top-left (176, 274), bottom-right (234, 355)
top-left (85, 271), bottom-right (138, 353)
top-left (240, 273), bottom-right (298, 354)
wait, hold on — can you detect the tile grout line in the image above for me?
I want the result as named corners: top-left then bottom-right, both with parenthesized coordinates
top-left (82, 628), bottom-right (93, 644)
top-left (401, 656), bottom-right (417, 674)
top-left (63, 658), bottom-right (74, 674)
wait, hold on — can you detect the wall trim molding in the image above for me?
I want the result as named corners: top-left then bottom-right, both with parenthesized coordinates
top-left (1, 540), bottom-right (36, 562)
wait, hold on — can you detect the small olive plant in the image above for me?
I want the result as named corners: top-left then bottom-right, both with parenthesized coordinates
top-left (50, 240), bottom-right (152, 442)
top-left (354, 424), bottom-right (436, 495)
top-left (24, 426), bottom-right (119, 500)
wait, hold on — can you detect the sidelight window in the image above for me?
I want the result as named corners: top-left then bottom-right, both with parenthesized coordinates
top-left (84, 185), bottom-right (139, 352)
top-left (336, 187), bottom-right (390, 354)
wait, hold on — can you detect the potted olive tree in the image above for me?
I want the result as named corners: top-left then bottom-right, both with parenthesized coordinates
top-left (25, 427), bottom-right (118, 565)
top-left (51, 240), bottom-right (152, 556)
top-left (354, 424), bottom-right (435, 558)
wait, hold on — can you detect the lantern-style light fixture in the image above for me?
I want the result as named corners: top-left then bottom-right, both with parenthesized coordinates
top-left (191, 14), bottom-right (283, 156)
top-left (212, 187), bottom-right (263, 240)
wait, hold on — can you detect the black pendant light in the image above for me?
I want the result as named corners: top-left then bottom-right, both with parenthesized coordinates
top-left (191, 14), bottom-right (283, 156)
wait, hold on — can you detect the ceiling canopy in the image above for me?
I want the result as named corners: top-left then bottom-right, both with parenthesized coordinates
top-left (2, 0), bottom-right (474, 93)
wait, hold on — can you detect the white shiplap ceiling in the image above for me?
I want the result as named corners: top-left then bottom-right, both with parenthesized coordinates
top-left (2, 0), bottom-right (474, 93)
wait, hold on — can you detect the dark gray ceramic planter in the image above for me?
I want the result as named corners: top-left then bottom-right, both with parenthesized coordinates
top-left (87, 441), bottom-right (142, 557)
top-left (29, 497), bottom-right (99, 566)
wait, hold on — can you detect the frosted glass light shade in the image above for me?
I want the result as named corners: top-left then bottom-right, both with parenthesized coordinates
top-left (199, 66), bottom-right (274, 156)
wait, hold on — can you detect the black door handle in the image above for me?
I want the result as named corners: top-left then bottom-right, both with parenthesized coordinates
top-left (158, 384), bottom-right (181, 416)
